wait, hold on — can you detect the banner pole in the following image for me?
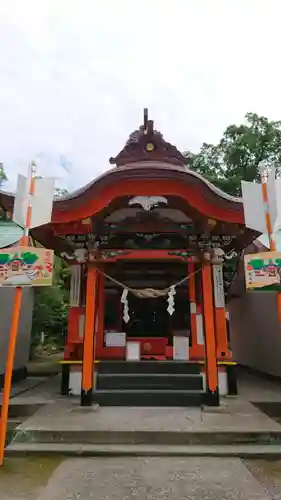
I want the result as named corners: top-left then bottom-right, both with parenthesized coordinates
top-left (0, 161), bottom-right (36, 466)
top-left (259, 162), bottom-right (281, 322)
top-left (259, 165), bottom-right (276, 252)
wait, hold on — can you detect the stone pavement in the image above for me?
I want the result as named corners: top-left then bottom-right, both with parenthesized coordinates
top-left (2, 456), bottom-right (281, 500)
top-left (0, 376), bottom-right (47, 405)
top-left (238, 369), bottom-right (281, 403)
top-left (4, 374), bottom-right (62, 406)
top-left (30, 457), bottom-right (275, 500)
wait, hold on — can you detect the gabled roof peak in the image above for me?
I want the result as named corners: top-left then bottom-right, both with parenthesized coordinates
top-left (109, 108), bottom-right (186, 167)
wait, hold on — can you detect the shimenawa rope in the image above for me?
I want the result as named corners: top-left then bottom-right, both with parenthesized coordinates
top-left (97, 266), bottom-right (202, 299)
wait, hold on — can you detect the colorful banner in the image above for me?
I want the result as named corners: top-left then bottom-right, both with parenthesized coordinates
top-left (0, 247), bottom-right (54, 286)
top-left (245, 251), bottom-right (281, 290)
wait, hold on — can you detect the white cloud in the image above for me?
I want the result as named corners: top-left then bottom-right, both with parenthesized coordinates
top-left (0, 0), bottom-right (280, 191)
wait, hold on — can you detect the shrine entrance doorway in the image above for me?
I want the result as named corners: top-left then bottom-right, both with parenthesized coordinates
top-left (102, 260), bottom-right (192, 358)
top-left (125, 295), bottom-right (169, 339)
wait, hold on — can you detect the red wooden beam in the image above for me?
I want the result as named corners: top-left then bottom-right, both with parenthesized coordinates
top-left (90, 249), bottom-right (196, 263)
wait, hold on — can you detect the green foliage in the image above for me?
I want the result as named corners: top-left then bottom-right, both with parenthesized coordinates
top-left (184, 113), bottom-right (281, 293)
top-left (32, 256), bottom-right (69, 345)
top-left (185, 112), bottom-right (281, 196)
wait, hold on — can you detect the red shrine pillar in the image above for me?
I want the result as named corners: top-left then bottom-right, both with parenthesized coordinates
top-left (202, 263), bottom-right (219, 406)
top-left (81, 265), bottom-right (98, 406)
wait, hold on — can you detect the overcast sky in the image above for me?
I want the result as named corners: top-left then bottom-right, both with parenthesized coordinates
top-left (0, 0), bottom-right (280, 192)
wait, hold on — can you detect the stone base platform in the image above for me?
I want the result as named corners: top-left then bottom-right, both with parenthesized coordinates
top-left (5, 369), bottom-right (281, 458)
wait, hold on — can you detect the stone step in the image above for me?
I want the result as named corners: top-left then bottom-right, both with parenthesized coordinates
top-left (98, 361), bottom-right (201, 375)
top-left (96, 373), bottom-right (203, 391)
top-left (94, 389), bottom-right (204, 406)
top-left (7, 441), bottom-right (281, 458)
top-left (12, 429), bottom-right (281, 446)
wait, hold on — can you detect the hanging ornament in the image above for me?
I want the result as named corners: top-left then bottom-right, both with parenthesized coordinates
top-left (121, 288), bottom-right (130, 323)
top-left (121, 289), bottom-right (128, 304)
top-left (167, 286), bottom-right (176, 316)
top-left (123, 304), bottom-right (130, 324)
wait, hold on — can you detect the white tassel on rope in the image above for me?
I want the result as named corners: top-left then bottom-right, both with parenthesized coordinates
top-left (167, 286), bottom-right (176, 316)
top-left (121, 288), bottom-right (130, 324)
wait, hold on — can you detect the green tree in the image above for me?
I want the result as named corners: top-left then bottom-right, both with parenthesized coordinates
top-left (31, 257), bottom-right (69, 351)
top-left (185, 113), bottom-right (281, 196)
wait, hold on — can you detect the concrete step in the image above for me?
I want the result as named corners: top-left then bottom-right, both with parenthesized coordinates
top-left (12, 429), bottom-right (281, 446)
top-left (98, 361), bottom-right (201, 375)
top-left (97, 373), bottom-right (203, 391)
top-left (94, 389), bottom-right (204, 406)
top-left (7, 441), bottom-right (281, 458)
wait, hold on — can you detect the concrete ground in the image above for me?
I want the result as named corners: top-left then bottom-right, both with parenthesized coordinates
top-left (2, 456), bottom-right (281, 500)
top-left (31, 457), bottom-right (280, 500)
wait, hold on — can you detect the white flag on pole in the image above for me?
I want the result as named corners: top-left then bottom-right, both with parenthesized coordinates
top-left (241, 180), bottom-right (266, 233)
top-left (30, 177), bottom-right (55, 228)
top-left (12, 174), bottom-right (55, 229)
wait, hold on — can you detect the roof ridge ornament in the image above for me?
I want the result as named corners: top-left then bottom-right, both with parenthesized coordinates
top-left (128, 195), bottom-right (168, 211)
top-left (109, 108), bottom-right (186, 167)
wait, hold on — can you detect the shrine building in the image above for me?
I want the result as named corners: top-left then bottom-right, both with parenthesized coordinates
top-left (0, 110), bottom-right (257, 407)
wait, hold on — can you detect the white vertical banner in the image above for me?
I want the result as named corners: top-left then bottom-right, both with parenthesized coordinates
top-left (212, 264), bottom-right (225, 308)
top-left (196, 314), bottom-right (204, 345)
top-left (241, 181), bottom-right (266, 233)
top-left (275, 178), bottom-right (281, 232)
top-left (30, 177), bottom-right (55, 228)
top-left (173, 336), bottom-right (189, 360)
top-left (242, 173), bottom-right (281, 234)
top-left (69, 265), bottom-right (81, 307)
top-left (126, 342), bottom-right (140, 360)
top-left (12, 174), bottom-right (29, 228)
top-left (78, 314), bottom-right (85, 339)
top-left (267, 169), bottom-right (281, 233)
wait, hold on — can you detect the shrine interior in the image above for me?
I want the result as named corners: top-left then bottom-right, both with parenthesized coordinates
top-left (104, 261), bottom-right (191, 343)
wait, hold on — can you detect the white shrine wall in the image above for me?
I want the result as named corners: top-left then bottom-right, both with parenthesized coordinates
top-left (0, 288), bottom-right (34, 384)
top-left (229, 291), bottom-right (281, 378)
